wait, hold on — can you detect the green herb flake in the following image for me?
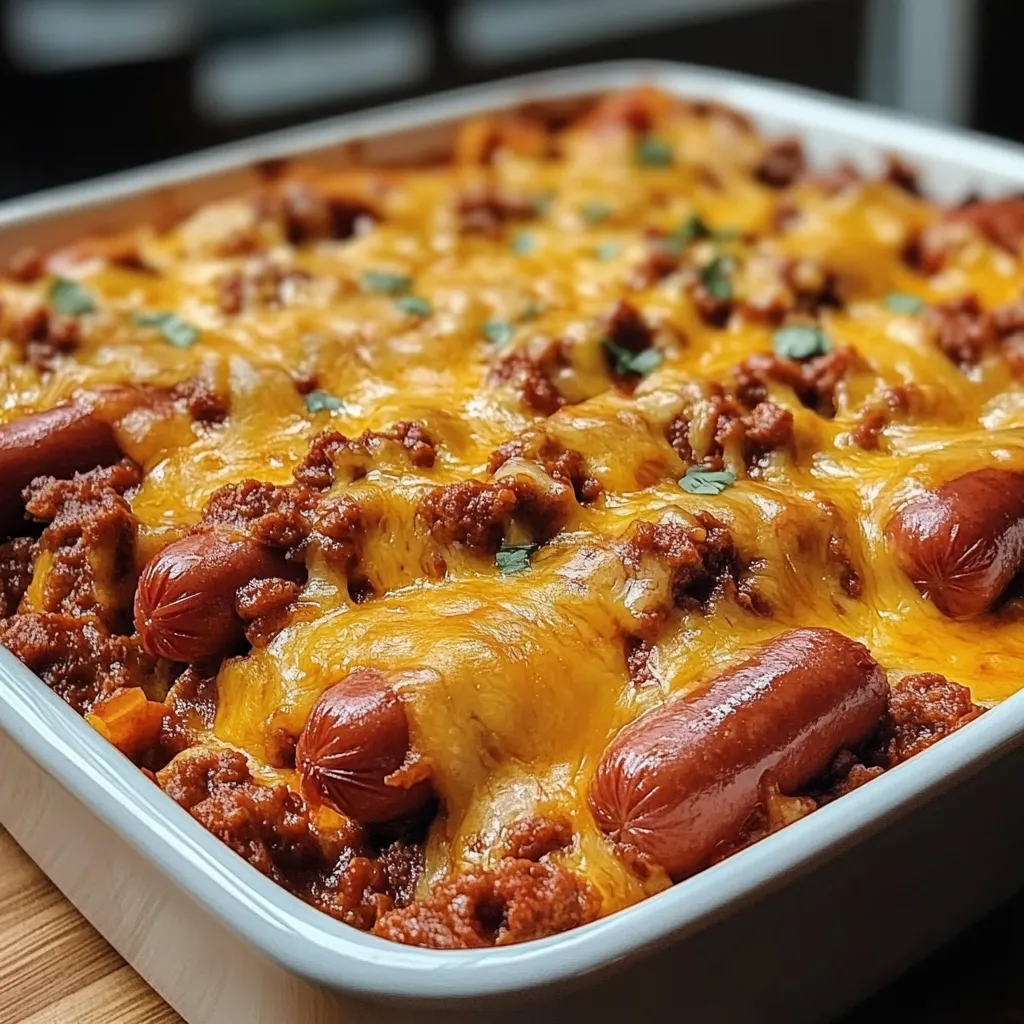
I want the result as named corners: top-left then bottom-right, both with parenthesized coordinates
top-left (603, 339), bottom-right (663, 376)
top-left (582, 201), bottom-right (612, 224)
top-left (636, 136), bottom-right (675, 168)
top-left (134, 311), bottom-right (199, 348)
top-left (772, 323), bottom-right (831, 361)
top-left (512, 232), bottom-right (537, 256)
top-left (532, 191), bottom-right (554, 215)
top-left (679, 467), bottom-right (737, 495)
top-left (483, 320), bottom-right (514, 346)
top-left (884, 292), bottom-right (926, 315)
top-left (394, 295), bottom-right (432, 318)
top-left (361, 270), bottom-right (411, 295)
top-left (495, 541), bottom-right (538, 575)
top-left (595, 242), bottom-right (623, 261)
top-left (674, 213), bottom-right (712, 246)
top-left (48, 277), bottom-right (97, 317)
top-left (699, 256), bottom-right (733, 302)
top-left (305, 390), bottom-right (344, 414)
top-left (518, 301), bottom-right (544, 322)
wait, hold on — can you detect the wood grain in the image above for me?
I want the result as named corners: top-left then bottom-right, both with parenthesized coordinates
top-left (0, 827), bottom-right (181, 1024)
top-left (0, 820), bottom-right (1019, 1024)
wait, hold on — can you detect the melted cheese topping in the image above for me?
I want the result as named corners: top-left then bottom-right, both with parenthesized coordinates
top-left (3, 90), bottom-right (1024, 915)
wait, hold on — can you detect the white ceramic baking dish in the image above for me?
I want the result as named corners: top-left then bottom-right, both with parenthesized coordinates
top-left (2, 61), bottom-right (1024, 1024)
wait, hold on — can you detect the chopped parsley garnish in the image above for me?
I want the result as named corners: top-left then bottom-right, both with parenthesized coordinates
top-left (680, 467), bottom-right (737, 495)
top-left (603, 339), bottom-right (663, 376)
top-left (48, 278), bottom-right (97, 316)
top-left (673, 213), bottom-right (713, 247)
top-left (394, 295), bottom-right (432, 318)
top-left (483, 320), bottom-right (514, 346)
top-left (699, 256), bottom-right (733, 301)
top-left (512, 231), bottom-right (537, 256)
top-left (636, 136), bottom-right (675, 168)
top-left (595, 242), bottom-right (623, 261)
top-left (361, 271), bottom-right (411, 295)
top-left (885, 292), bottom-right (926, 315)
top-left (582, 201), bottom-right (612, 224)
top-left (496, 541), bottom-right (538, 575)
top-left (772, 323), bottom-right (831, 360)
top-left (305, 390), bottom-right (344, 413)
top-left (532, 191), bottom-right (554, 215)
top-left (660, 215), bottom-right (742, 255)
top-left (134, 311), bottom-right (199, 348)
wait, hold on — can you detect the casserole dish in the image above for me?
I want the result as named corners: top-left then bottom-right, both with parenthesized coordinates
top-left (2, 60), bottom-right (1024, 1022)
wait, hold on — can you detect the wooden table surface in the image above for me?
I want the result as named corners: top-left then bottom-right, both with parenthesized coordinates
top-left (0, 823), bottom-right (1018, 1024)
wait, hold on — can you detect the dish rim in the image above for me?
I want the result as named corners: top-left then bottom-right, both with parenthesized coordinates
top-left (2, 58), bottom-right (1024, 1002)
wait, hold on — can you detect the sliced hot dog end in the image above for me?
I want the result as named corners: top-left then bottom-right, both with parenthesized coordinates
top-left (134, 528), bottom-right (305, 662)
top-left (886, 468), bottom-right (1024, 619)
top-left (296, 668), bottom-right (435, 825)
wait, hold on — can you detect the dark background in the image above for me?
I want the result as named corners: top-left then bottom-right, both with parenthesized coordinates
top-left (0, 0), bottom-right (1014, 200)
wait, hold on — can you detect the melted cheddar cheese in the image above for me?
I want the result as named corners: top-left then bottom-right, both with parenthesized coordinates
top-left (2, 87), bottom-right (1023, 923)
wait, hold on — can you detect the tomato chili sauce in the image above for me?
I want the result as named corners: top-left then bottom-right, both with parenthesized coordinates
top-left (1, 86), bottom-right (1017, 948)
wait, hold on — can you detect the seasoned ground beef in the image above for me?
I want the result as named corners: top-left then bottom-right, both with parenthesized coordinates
top-left (850, 386), bottom-right (911, 450)
top-left (201, 478), bottom-right (363, 573)
top-left (23, 462), bottom-right (142, 631)
top-left (691, 277), bottom-right (733, 329)
top-left (626, 636), bottom-right (657, 687)
top-left (491, 351), bottom-right (565, 416)
top-left (622, 512), bottom-right (758, 615)
top-left (754, 137), bottom-right (805, 189)
top-left (666, 383), bottom-right (794, 473)
top-left (602, 300), bottom-right (655, 371)
top-left (236, 577), bottom-right (304, 648)
top-left (735, 346), bottom-right (863, 418)
top-left (363, 421), bottom-right (437, 468)
top-left (488, 436), bottom-right (601, 504)
top-left (867, 672), bottom-right (984, 767)
top-left (10, 306), bottom-right (81, 371)
top-left (0, 536), bottom-right (36, 617)
top-left (203, 479), bottom-right (314, 550)
top-left (169, 376), bottom-right (230, 424)
top-left (372, 856), bottom-right (599, 949)
top-left (417, 480), bottom-right (517, 554)
top-left (630, 234), bottom-right (682, 289)
top-left (274, 181), bottom-right (377, 245)
top-left (500, 816), bottom-right (574, 862)
top-left (293, 430), bottom-right (371, 489)
top-left (0, 611), bottom-right (158, 713)
top-left (456, 183), bottom-right (538, 237)
top-left (159, 669), bottom-right (218, 759)
top-left (924, 295), bottom-right (996, 370)
top-left (293, 423), bottom-right (436, 491)
top-left (158, 747), bottom-right (419, 930)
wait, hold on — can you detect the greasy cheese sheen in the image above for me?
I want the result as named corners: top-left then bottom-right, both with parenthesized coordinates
top-left (3, 95), bottom-right (1023, 916)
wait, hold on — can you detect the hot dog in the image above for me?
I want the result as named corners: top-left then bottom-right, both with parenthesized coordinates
top-left (885, 468), bottom-right (1024, 618)
top-left (134, 527), bottom-right (305, 662)
top-left (0, 384), bottom-right (171, 538)
top-left (588, 627), bottom-right (887, 880)
top-left (296, 668), bottom-right (434, 824)
top-left (0, 403), bottom-right (121, 536)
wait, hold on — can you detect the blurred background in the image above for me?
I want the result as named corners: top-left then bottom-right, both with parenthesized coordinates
top-left (0, 0), bottom-right (1013, 199)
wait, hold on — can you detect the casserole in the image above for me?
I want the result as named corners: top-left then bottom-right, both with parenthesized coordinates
top-left (2, 60), bottom-right (1024, 1022)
